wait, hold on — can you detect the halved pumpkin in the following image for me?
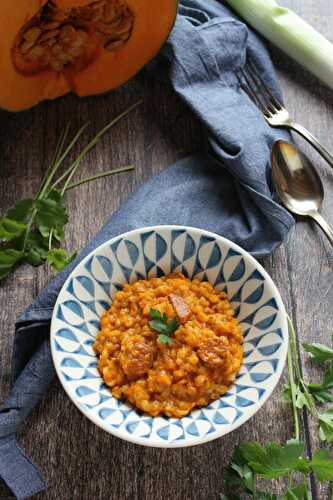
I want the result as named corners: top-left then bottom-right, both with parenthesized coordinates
top-left (0, 0), bottom-right (178, 111)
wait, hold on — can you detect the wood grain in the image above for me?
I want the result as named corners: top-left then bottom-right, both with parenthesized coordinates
top-left (1, 1), bottom-right (332, 498)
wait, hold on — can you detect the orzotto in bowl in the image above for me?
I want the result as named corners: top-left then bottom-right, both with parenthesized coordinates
top-left (51, 226), bottom-right (288, 447)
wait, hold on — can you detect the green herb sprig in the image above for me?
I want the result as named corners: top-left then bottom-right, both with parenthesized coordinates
top-left (0, 100), bottom-right (142, 280)
top-left (149, 308), bottom-right (178, 345)
top-left (222, 318), bottom-right (333, 499)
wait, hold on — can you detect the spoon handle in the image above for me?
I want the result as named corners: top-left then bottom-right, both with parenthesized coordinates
top-left (289, 121), bottom-right (333, 169)
top-left (310, 211), bottom-right (333, 245)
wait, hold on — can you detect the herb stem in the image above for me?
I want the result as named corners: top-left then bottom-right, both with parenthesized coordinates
top-left (40, 123), bottom-right (89, 198)
top-left (48, 229), bottom-right (53, 251)
top-left (64, 165), bottom-right (135, 191)
top-left (288, 471), bottom-right (293, 488)
top-left (287, 332), bottom-right (300, 441)
top-left (60, 99), bottom-right (142, 195)
top-left (288, 317), bottom-right (303, 385)
top-left (37, 125), bottom-right (69, 199)
top-left (22, 208), bottom-right (37, 254)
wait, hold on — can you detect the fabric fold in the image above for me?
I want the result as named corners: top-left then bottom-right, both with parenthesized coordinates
top-left (0, 1), bottom-right (294, 497)
top-left (0, 438), bottom-right (47, 500)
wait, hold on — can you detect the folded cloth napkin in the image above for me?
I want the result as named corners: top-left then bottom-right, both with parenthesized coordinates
top-left (0, 0), bottom-right (294, 498)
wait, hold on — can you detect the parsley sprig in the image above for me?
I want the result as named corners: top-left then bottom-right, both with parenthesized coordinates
top-left (149, 308), bottom-right (179, 345)
top-left (0, 100), bottom-right (142, 280)
top-left (222, 318), bottom-right (333, 499)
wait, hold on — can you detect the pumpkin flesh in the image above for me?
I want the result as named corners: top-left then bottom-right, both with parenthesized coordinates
top-left (0, 0), bottom-right (178, 111)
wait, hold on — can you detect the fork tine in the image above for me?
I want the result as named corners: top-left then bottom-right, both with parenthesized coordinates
top-left (236, 67), bottom-right (272, 118)
top-left (247, 59), bottom-right (283, 111)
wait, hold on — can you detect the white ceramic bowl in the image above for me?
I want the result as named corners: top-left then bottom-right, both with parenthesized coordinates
top-left (51, 225), bottom-right (288, 447)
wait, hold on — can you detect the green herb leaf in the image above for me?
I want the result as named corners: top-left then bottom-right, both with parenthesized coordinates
top-left (149, 309), bottom-right (179, 344)
top-left (304, 341), bottom-right (333, 363)
top-left (0, 218), bottom-right (27, 242)
top-left (240, 440), bottom-right (310, 479)
top-left (23, 230), bottom-right (48, 266)
top-left (0, 249), bottom-right (24, 279)
top-left (47, 249), bottom-right (76, 272)
top-left (225, 447), bottom-right (254, 494)
top-left (148, 320), bottom-right (171, 336)
top-left (310, 449), bottom-right (333, 481)
top-left (158, 334), bottom-right (173, 345)
top-left (319, 407), bottom-right (333, 443)
top-left (283, 482), bottom-right (311, 500)
top-left (6, 199), bottom-right (34, 222)
top-left (296, 386), bottom-right (314, 411)
top-left (308, 363), bottom-right (333, 403)
top-left (282, 383), bottom-right (293, 403)
top-left (150, 309), bottom-right (164, 320)
top-left (35, 191), bottom-right (68, 237)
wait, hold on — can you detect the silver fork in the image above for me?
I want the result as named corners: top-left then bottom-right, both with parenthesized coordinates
top-left (236, 60), bottom-right (333, 169)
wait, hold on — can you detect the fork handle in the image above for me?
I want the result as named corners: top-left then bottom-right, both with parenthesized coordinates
top-left (288, 121), bottom-right (333, 169)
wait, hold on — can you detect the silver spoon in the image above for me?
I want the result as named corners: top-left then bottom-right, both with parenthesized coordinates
top-left (271, 140), bottom-right (333, 245)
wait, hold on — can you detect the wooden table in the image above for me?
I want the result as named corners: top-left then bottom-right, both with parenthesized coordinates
top-left (0, 1), bottom-right (332, 498)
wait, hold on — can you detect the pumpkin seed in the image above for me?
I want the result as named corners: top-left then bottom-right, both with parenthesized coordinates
top-left (39, 29), bottom-right (60, 42)
top-left (105, 39), bottom-right (124, 51)
top-left (114, 16), bottom-right (132, 36)
top-left (23, 27), bottom-right (42, 43)
top-left (43, 21), bottom-right (61, 30)
top-left (20, 39), bottom-right (35, 54)
top-left (28, 45), bottom-right (45, 59)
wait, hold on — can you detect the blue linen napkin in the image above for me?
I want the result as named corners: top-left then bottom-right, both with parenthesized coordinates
top-left (0, 0), bottom-right (294, 498)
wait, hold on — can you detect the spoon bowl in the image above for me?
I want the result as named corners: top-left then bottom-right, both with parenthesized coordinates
top-left (271, 140), bottom-right (333, 245)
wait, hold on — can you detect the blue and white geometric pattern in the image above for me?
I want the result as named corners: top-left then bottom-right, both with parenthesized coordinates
top-left (51, 225), bottom-right (288, 448)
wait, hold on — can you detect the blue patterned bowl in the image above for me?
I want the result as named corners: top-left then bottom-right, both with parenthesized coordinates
top-left (51, 225), bottom-right (288, 447)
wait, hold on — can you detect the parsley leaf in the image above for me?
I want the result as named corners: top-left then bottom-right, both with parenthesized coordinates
top-left (282, 383), bottom-right (293, 403)
top-left (158, 334), bottom-right (173, 345)
top-left (304, 341), bottom-right (333, 363)
top-left (0, 218), bottom-right (27, 242)
top-left (283, 482), bottom-right (310, 500)
top-left (295, 388), bottom-right (313, 411)
top-left (225, 447), bottom-right (254, 494)
top-left (319, 407), bottom-right (333, 443)
top-left (6, 199), bottom-right (34, 222)
top-left (24, 230), bottom-right (49, 266)
top-left (0, 249), bottom-right (24, 279)
top-left (308, 363), bottom-right (333, 403)
top-left (149, 308), bottom-right (179, 344)
top-left (47, 249), bottom-right (76, 272)
top-left (310, 449), bottom-right (333, 481)
top-left (35, 190), bottom-right (68, 237)
top-left (240, 440), bottom-right (310, 479)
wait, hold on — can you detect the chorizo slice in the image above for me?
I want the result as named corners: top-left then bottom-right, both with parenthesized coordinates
top-left (169, 293), bottom-right (192, 323)
top-left (119, 334), bottom-right (155, 380)
top-left (197, 337), bottom-right (229, 367)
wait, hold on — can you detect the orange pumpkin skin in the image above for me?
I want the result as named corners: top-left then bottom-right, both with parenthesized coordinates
top-left (0, 0), bottom-right (178, 111)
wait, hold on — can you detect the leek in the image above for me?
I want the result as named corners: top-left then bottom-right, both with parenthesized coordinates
top-left (226, 0), bottom-right (333, 91)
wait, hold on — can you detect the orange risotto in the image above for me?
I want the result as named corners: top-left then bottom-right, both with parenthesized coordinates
top-left (93, 273), bottom-right (243, 418)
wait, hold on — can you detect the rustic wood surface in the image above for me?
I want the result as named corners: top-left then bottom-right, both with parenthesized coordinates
top-left (0, 1), bottom-right (332, 498)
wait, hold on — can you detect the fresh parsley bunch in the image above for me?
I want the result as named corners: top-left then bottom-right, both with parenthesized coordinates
top-left (0, 100), bottom-right (141, 281)
top-left (222, 319), bottom-right (333, 499)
